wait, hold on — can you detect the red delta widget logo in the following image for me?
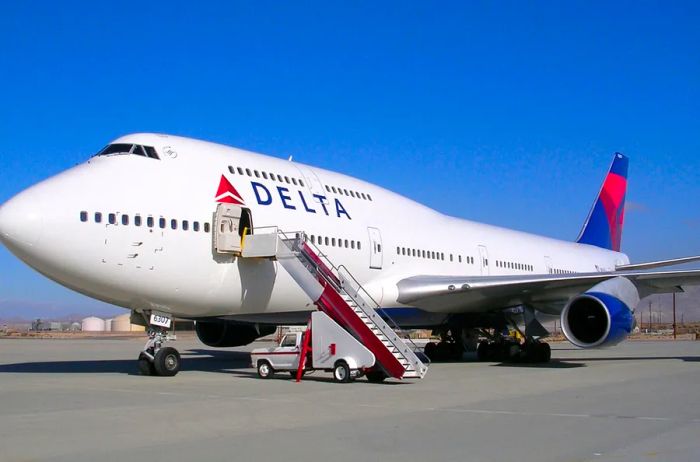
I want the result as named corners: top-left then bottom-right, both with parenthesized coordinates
top-left (214, 175), bottom-right (351, 220)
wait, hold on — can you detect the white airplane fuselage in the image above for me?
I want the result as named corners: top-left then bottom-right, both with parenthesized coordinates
top-left (0, 133), bottom-right (628, 326)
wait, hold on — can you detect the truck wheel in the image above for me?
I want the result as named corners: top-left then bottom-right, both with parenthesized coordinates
top-left (333, 361), bottom-right (351, 383)
top-left (257, 361), bottom-right (274, 379)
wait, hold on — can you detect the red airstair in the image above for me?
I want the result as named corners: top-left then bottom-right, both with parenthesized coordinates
top-left (274, 232), bottom-right (429, 380)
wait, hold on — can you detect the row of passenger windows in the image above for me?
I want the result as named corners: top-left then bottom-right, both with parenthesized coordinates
top-left (309, 234), bottom-right (362, 250)
top-left (228, 165), bottom-right (305, 187)
top-left (226, 164), bottom-right (374, 202)
top-left (323, 184), bottom-right (372, 201)
top-left (496, 260), bottom-right (533, 272)
top-left (549, 268), bottom-right (574, 274)
top-left (80, 211), bottom-right (211, 233)
top-left (396, 246), bottom-right (476, 264)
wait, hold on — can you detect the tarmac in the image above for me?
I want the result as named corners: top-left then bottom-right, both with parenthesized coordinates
top-left (0, 337), bottom-right (698, 462)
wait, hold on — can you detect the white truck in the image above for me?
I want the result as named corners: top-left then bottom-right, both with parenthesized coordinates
top-left (250, 311), bottom-right (378, 383)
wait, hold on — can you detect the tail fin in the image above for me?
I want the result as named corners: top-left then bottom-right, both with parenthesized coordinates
top-left (576, 153), bottom-right (629, 252)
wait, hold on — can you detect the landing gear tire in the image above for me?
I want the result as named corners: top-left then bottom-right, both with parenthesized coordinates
top-left (257, 361), bottom-right (274, 379)
top-left (525, 342), bottom-right (551, 363)
top-left (333, 361), bottom-right (351, 383)
top-left (366, 370), bottom-right (387, 383)
top-left (153, 347), bottom-right (181, 377)
top-left (424, 342), bottom-right (437, 361)
top-left (138, 352), bottom-right (155, 376)
top-left (477, 341), bottom-right (490, 361)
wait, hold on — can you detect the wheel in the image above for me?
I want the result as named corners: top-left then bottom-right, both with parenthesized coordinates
top-left (424, 342), bottom-right (437, 361)
top-left (257, 361), bottom-right (274, 379)
top-left (366, 370), bottom-right (387, 383)
top-left (153, 347), bottom-right (181, 377)
top-left (333, 361), bottom-right (351, 383)
top-left (138, 352), bottom-right (155, 376)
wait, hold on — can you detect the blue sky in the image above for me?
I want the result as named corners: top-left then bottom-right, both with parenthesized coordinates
top-left (1, 1), bottom-right (698, 318)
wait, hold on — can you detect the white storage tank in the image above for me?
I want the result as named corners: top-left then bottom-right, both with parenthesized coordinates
top-left (111, 314), bottom-right (131, 332)
top-left (105, 318), bottom-right (113, 331)
top-left (81, 317), bottom-right (105, 332)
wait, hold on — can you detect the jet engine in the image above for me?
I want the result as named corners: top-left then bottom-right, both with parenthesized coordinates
top-left (195, 320), bottom-right (276, 347)
top-left (561, 277), bottom-right (638, 348)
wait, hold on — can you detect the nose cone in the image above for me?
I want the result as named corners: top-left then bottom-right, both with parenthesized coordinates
top-left (0, 190), bottom-right (44, 253)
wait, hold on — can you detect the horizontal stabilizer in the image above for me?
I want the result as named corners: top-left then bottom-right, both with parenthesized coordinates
top-left (616, 255), bottom-right (700, 271)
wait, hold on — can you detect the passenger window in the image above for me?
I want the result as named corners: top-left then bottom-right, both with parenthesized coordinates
top-left (343, 189), bottom-right (348, 196)
top-left (292, 178), bottom-right (298, 186)
top-left (325, 237), bottom-right (329, 246)
top-left (108, 213), bottom-right (116, 225)
top-left (171, 219), bottom-right (177, 230)
top-left (368, 194), bottom-right (373, 201)
top-left (277, 174), bottom-right (284, 182)
top-left (193, 221), bottom-right (200, 232)
top-left (331, 186), bottom-right (337, 193)
top-left (159, 218), bottom-right (166, 229)
top-left (458, 255), bottom-right (462, 263)
top-left (344, 239), bottom-right (348, 248)
top-left (331, 238), bottom-right (336, 247)
top-left (281, 335), bottom-right (297, 348)
top-left (135, 215), bottom-right (142, 227)
top-left (262, 172), bottom-right (268, 180)
top-left (357, 241), bottom-right (361, 250)
top-left (147, 217), bottom-right (154, 228)
top-left (228, 166), bottom-right (235, 174)
top-left (310, 235), bottom-right (315, 244)
top-left (254, 170), bottom-right (260, 178)
top-left (325, 185), bottom-right (331, 192)
top-left (245, 168), bottom-right (252, 176)
top-left (237, 167), bottom-right (244, 175)
top-left (351, 241), bottom-right (355, 249)
top-left (182, 220), bottom-right (189, 231)
top-left (122, 215), bottom-right (129, 226)
top-left (360, 193), bottom-right (366, 200)
top-left (80, 211), bottom-right (88, 222)
top-left (204, 223), bottom-right (210, 233)
top-left (284, 176), bottom-right (290, 184)
top-left (299, 180), bottom-right (304, 187)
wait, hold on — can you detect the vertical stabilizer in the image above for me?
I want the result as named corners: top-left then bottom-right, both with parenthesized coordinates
top-left (576, 153), bottom-right (628, 252)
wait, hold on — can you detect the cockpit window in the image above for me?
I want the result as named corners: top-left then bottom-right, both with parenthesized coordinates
top-left (131, 145), bottom-right (146, 156)
top-left (96, 144), bottom-right (160, 160)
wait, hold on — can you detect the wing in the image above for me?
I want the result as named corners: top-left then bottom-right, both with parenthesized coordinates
top-left (396, 269), bottom-right (700, 315)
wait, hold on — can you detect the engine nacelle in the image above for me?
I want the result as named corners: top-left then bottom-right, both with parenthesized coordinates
top-left (561, 277), bottom-right (638, 348)
top-left (195, 320), bottom-right (276, 347)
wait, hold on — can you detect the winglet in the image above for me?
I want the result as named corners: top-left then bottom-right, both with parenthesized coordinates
top-left (576, 153), bottom-right (628, 252)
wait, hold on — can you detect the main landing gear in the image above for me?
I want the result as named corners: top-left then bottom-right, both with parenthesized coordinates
top-left (138, 326), bottom-right (181, 377)
top-left (476, 338), bottom-right (551, 363)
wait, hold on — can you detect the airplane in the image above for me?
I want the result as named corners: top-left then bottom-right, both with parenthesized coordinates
top-left (1, 133), bottom-right (699, 378)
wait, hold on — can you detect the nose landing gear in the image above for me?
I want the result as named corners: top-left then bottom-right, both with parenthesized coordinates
top-left (138, 319), bottom-right (181, 376)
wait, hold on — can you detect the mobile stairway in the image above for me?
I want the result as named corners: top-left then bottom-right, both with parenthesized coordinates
top-left (242, 229), bottom-right (429, 380)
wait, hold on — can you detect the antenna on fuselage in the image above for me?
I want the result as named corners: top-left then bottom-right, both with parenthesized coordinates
top-left (288, 155), bottom-right (293, 161)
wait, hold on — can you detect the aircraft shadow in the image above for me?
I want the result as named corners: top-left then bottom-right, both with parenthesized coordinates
top-left (0, 349), bottom-right (252, 375)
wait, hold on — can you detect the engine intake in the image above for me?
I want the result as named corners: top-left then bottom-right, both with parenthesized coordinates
top-left (195, 321), bottom-right (276, 347)
top-left (561, 277), bottom-right (638, 348)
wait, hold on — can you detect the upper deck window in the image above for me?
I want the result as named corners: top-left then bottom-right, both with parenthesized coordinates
top-left (96, 144), bottom-right (160, 160)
